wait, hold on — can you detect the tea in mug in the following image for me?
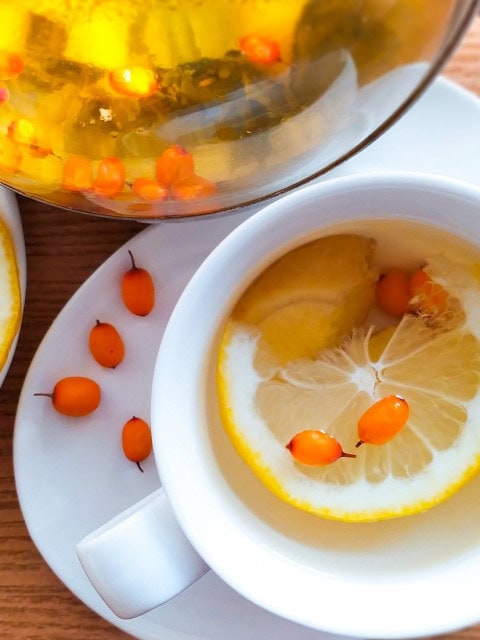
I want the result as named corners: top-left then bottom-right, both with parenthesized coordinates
top-left (216, 219), bottom-right (480, 523)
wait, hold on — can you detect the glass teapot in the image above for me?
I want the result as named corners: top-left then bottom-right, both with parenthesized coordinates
top-left (0, 0), bottom-right (477, 220)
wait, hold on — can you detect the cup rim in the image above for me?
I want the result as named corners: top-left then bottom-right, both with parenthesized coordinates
top-left (151, 171), bottom-right (480, 638)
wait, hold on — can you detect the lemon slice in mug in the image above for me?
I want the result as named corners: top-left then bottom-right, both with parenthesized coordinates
top-left (232, 234), bottom-right (378, 365)
top-left (217, 247), bottom-right (480, 523)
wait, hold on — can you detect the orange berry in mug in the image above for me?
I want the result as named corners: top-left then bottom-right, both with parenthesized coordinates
top-left (375, 269), bottom-right (411, 317)
top-left (356, 395), bottom-right (410, 447)
top-left (286, 430), bottom-right (356, 465)
top-left (409, 267), bottom-right (449, 315)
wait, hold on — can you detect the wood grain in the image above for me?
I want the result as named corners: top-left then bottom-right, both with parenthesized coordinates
top-left (0, 200), bottom-right (140, 640)
top-left (2, 16), bottom-right (480, 640)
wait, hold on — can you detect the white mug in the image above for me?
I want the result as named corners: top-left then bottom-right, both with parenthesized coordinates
top-left (78, 171), bottom-right (480, 638)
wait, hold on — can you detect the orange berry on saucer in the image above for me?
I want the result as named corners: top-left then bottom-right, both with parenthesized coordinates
top-left (89, 320), bottom-right (125, 368)
top-left (121, 250), bottom-right (155, 316)
top-left (122, 416), bottom-right (153, 472)
top-left (34, 376), bottom-right (101, 417)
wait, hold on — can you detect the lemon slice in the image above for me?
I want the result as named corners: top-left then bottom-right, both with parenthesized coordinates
top-left (232, 234), bottom-right (377, 365)
top-left (0, 216), bottom-right (22, 371)
top-left (217, 252), bottom-right (480, 522)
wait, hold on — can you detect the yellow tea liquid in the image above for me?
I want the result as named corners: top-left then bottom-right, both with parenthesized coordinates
top-left (0, 1), bottom-right (455, 216)
top-left (210, 217), bottom-right (480, 575)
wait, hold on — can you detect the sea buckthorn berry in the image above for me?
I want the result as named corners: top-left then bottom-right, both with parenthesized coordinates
top-left (286, 429), bottom-right (356, 466)
top-left (62, 156), bottom-right (93, 192)
top-left (172, 174), bottom-right (217, 201)
top-left (409, 268), bottom-right (448, 316)
top-left (132, 177), bottom-right (168, 201)
top-left (34, 376), bottom-right (101, 417)
top-left (356, 395), bottom-right (409, 447)
top-left (89, 320), bottom-right (125, 368)
top-left (122, 416), bottom-right (153, 472)
top-left (121, 250), bottom-right (155, 316)
top-left (93, 157), bottom-right (126, 197)
top-left (0, 82), bottom-right (9, 105)
top-left (239, 34), bottom-right (281, 65)
top-left (109, 66), bottom-right (158, 98)
top-left (0, 51), bottom-right (24, 79)
top-left (155, 145), bottom-right (195, 186)
top-left (375, 269), bottom-right (411, 317)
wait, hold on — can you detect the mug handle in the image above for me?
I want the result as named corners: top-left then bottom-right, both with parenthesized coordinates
top-left (76, 488), bottom-right (209, 619)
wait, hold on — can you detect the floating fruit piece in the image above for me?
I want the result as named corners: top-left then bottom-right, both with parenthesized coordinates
top-left (409, 268), bottom-right (448, 316)
top-left (122, 416), bottom-right (153, 472)
top-left (239, 34), bottom-right (281, 65)
top-left (93, 157), bottom-right (126, 198)
top-left (155, 145), bottom-right (195, 186)
top-left (109, 66), bottom-right (158, 98)
top-left (172, 174), bottom-right (217, 201)
top-left (8, 118), bottom-right (35, 146)
top-left (34, 376), bottom-right (101, 417)
top-left (0, 51), bottom-right (24, 79)
top-left (62, 155), bottom-right (93, 192)
top-left (132, 177), bottom-right (168, 201)
top-left (375, 269), bottom-right (411, 317)
top-left (286, 430), bottom-right (356, 466)
top-left (121, 250), bottom-right (155, 316)
top-left (8, 118), bottom-right (52, 158)
top-left (0, 82), bottom-right (9, 105)
top-left (89, 320), bottom-right (125, 368)
top-left (0, 138), bottom-right (22, 173)
top-left (356, 395), bottom-right (409, 447)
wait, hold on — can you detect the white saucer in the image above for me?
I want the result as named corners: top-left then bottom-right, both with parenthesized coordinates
top-left (13, 76), bottom-right (480, 640)
top-left (0, 186), bottom-right (26, 386)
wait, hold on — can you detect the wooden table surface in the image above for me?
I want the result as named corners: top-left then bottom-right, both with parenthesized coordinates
top-left (2, 16), bottom-right (480, 640)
